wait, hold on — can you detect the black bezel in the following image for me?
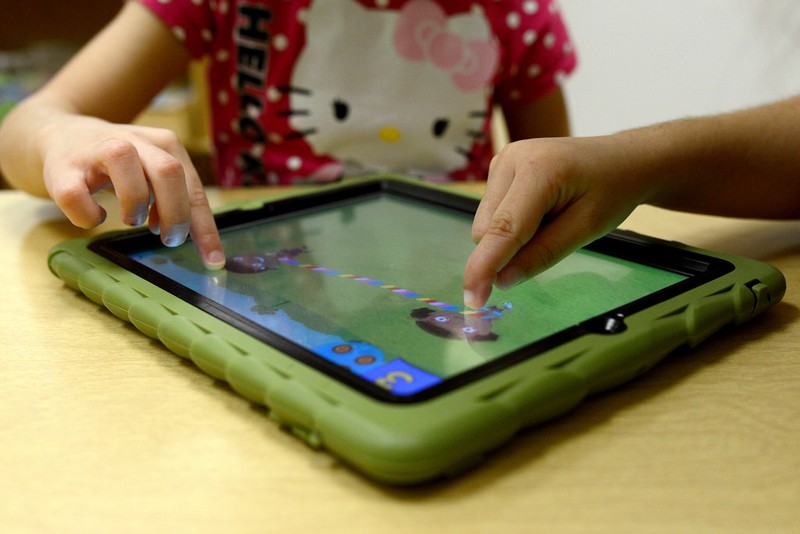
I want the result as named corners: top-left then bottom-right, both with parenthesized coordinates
top-left (89, 179), bottom-right (735, 403)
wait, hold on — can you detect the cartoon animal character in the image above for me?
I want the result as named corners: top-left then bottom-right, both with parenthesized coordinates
top-left (287, 0), bottom-right (498, 179)
top-left (225, 246), bottom-right (308, 274)
top-left (410, 307), bottom-right (503, 342)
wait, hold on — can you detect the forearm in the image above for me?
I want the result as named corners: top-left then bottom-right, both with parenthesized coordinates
top-left (0, 1), bottom-right (188, 198)
top-left (617, 96), bottom-right (800, 219)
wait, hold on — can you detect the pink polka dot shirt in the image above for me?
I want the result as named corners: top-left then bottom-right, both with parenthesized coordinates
top-left (138, 0), bottom-right (576, 186)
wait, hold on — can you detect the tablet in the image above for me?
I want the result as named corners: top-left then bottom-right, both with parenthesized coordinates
top-left (48, 175), bottom-right (785, 484)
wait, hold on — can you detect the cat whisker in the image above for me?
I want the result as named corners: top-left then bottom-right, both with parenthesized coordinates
top-left (287, 128), bottom-right (318, 139)
top-left (278, 109), bottom-right (311, 117)
top-left (278, 85), bottom-right (312, 96)
top-left (455, 146), bottom-right (475, 161)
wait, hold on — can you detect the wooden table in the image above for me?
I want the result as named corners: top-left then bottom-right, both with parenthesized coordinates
top-left (2, 184), bottom-right (798, 532)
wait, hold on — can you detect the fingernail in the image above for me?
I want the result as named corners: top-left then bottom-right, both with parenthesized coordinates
top-left (162, 223), bottom-right (190, 247)
top-left (204, 250), bottom-right (226, 270)
top-left (464, 290), bottom-right (480, 309)
top-left (126, 205), bottom-right (148, 227)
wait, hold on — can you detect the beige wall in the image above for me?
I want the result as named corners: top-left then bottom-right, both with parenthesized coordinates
top-left (559, 0), bottom-right (800, 136)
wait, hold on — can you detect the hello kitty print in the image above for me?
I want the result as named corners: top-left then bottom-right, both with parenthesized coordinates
top-left (392, 1), bottom-right (498, 93)
top-left (138, 0), bottom-right (576, 186)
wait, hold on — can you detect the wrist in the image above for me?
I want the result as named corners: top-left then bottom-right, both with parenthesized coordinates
top-left (608, 120), bottom-right (699, 208)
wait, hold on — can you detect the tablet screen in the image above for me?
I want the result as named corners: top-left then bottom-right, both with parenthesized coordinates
top-left (93, 181), bottom-right (731, 402)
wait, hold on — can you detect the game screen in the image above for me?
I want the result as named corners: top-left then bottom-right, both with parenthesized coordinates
top-left (122, 192), bottom-right (690, 400)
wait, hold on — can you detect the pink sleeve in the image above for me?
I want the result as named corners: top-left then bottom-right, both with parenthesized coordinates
top-left (136, 0), bottom-right (215, 59)
top-left (494, 0), bottom-right (577, 108)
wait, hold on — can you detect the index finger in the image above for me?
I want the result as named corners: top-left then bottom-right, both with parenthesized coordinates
top-left (187, 182), bottom-right (225, 270)
top-left (464, 174), bottom-right (552, 308)
top-left (156, 141), bottom-right (224, 270)
top-left (472, 153), bottom-right (514, 244)
top-left (136, 135), bottom-right (224, 269)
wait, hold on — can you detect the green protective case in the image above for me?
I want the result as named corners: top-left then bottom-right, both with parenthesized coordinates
top-left (47, 175), bottom-right (786, 485)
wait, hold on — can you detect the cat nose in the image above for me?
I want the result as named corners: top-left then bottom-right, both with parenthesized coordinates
top-left (379, 127), bottom-right (402, 143)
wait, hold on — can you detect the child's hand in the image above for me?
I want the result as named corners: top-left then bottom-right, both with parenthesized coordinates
top-left (463, 136), bottom-right (644, 309)
top-left (40, 116), bottom-right (225, 270)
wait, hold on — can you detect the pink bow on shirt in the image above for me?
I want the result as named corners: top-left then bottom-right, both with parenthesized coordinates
top-left (393, 0), bottom-right (499, 93)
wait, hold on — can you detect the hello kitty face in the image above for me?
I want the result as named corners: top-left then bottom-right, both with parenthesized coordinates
top-left (286, 0), bottom-right (499, 178)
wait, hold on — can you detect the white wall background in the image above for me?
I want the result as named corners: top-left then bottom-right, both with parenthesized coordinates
top-left (558, 0), bottom-right (800, 136)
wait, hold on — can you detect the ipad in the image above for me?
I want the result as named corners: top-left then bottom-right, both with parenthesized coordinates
top-left (48, 175), bottom-right (785, 484)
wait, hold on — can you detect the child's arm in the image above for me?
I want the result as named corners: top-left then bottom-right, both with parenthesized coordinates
top-left (0, 2), bottom-right (224, 269)
top-left (463, 96), bottom-right (800, 309)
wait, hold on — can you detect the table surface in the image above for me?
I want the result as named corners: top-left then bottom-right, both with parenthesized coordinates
top-left (2, 184), bottom-right (799, 533)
